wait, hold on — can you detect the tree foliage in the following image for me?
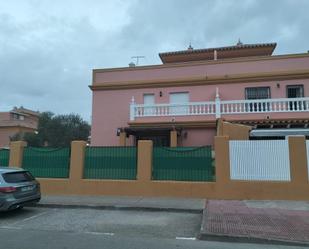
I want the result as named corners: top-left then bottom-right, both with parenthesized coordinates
top-left (11, 112), bottom-right (90, 147)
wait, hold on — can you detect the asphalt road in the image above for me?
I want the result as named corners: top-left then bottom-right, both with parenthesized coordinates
top-left (0, 207), bottom-right (307, 249)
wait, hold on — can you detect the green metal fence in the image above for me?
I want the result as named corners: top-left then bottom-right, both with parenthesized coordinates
top-left (152, 146), bottom-right (214, 181)
top-left (22, 147), bottom-right (70, 178)
top-left (84, 147), bottom-right (137, 180)
top-left (0, 149), bottom-right (10, 167)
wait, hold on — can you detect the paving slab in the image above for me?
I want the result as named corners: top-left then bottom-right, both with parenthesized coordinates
top-left (35, 195), bottom-right (205, 212)
top-left (200, 200), bottom-right (309, 246)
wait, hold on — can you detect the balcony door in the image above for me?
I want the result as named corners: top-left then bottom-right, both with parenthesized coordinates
top-left (169, 92), bottom-right (189, 115)
top-left (143, 94), bottom-right (155, 116)
top-left (287, 85), bottom-right (304, 110)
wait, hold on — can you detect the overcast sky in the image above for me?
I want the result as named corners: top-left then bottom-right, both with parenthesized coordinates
top-left (0, 0), bottom-right (308, 122)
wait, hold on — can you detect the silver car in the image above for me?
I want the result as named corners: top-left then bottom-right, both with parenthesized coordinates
top-left (0, 167), bottom-right (41, 211)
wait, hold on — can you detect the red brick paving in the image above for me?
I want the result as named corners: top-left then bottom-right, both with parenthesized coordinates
top-left (202, 200), bottom-right (309, 243)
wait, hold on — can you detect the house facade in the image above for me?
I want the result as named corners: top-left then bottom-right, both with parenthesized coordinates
top-left (90, 42), bottom-right (309, 147)
top-left (0, 107), bottom-right (40, 147)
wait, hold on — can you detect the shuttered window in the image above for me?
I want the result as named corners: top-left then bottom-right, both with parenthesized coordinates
top-left (245, 87), bottom-right (270, 100)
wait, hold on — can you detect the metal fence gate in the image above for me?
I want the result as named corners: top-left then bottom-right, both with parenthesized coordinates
top-left (84, 146), bottom-right (137, 180)
top-left (22, 147), bottom-right (70, 178)
top-left (0, 149), bottom-right (9, 167)
top-left (152, 146), bottom-right (214, 181)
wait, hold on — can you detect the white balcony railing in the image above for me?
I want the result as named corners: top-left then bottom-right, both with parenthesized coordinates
top-left (129, 97), bottom-right (309, 121)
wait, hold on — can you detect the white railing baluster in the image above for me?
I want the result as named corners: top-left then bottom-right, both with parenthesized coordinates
top-left (130, 97), bottom-right (309, 119)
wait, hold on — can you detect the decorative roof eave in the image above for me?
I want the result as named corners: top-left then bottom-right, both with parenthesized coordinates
top-left (89, 69), bottom-right (309, 91)
top-left (128, 120), bottom-right (216, 129)
top-left (159, 43), bottom-right (276, 57)
top-left (159, 43), bottom-right (277, 63)
top-left (127, 118), bottom-right (309, 130)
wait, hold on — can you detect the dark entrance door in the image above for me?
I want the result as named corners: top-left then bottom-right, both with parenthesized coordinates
top-left (135, 131), bottom-right (170, 147)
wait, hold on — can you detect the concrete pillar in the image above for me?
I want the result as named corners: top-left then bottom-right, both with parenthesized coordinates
top-left (9, 141), bottom-right (27, 168)
top-left (170, 130), bottom-right (177, 147)
top-left (137, 140), bottom-right (153, 181)
top-left (288, 136), bottom-right (308, 186)
top-left (69, 141), bottom-right (87, 181)
top-left (119, 132), bottom-right (126, 146)
top-left (214, 136), bottom-right (230, 184)
top-left (216, 118), bottom-right (224, 136)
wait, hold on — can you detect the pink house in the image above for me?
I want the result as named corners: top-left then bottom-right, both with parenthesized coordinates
top-left (90, 42), bottom-right (309, 147)
top-left (0, 107), bottom-right (39, 147)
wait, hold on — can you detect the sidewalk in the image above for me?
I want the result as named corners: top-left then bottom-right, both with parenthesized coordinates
top-left (36, 195), bottom-right (205, 213)
top-left (200, 200), bottom-right (309, 246)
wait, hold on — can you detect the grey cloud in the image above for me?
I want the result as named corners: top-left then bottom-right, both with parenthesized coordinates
top-left (0, 0), bottom-right (308, 121)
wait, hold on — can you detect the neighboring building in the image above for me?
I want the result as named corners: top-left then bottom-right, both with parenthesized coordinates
top-left (90, 42), bottom-right (309, 147)
top-left (0, 107), bottom-right (40, 147)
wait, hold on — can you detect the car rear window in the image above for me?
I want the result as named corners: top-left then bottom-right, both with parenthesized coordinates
top-left (2, 171), bottom-right (35, 183)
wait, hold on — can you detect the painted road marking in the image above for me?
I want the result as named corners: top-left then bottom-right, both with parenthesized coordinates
top-left (20, 211), bottom-right (48, 223)
top-left (85, 231), bottom-right (115, 236)
top-left (0, 209), bottom-right (50, 228)
top-left (176, 237), bottom-right (196, 240)
top-left (0, 226), bottom-right (22, 230)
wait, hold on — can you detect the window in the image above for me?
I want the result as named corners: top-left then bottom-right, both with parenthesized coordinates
top-left (287, 85), bottom-right (305, 110)
top-left (245, 87), bottom-right (270, 112)
top-left (287, 85), bottom-right (304, 98)
top-left (169, 92), bottom-right (189, 115)
top-left (143, 94), bottom-right (155, 116)
top-left (245, 87), bottom-right (270, 100)
top-left (11, 113), bottom-right (25, 120)
top-left (3, 171), bottom-right (34, 183)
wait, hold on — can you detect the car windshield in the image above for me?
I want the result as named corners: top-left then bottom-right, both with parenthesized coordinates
top-left (2, 171), bottom-right (35, 183)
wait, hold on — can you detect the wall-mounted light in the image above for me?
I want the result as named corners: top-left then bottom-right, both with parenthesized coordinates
top-left (116, 128), bottom-right (121, 136)
top-left (276, 83), bottom-right (280, 88)
top-left (159, 91), bottom-right (163, 97)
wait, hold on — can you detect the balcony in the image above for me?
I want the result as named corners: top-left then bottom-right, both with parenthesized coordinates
top-left (129, 97), bottom-right (309, 121)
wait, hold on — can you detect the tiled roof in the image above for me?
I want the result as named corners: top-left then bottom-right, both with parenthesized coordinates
top-left (159, 43), bottom-right (277, 63)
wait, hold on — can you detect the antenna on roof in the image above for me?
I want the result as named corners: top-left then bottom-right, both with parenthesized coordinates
top-left (131, 56), bottom-right (145, 66)
top-left (237, 38), bottom-right (243, 46)
top-left (188, 42), bottom-right (193, 50)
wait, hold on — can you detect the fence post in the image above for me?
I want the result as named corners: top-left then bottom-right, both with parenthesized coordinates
top-left (137, 140), bottom-right (153, 181)
top-left (9, 141), bottom-right (27, 168)
top-left (288, 136), bottom-right (308, 186)
top-left (170, 130), bottom-right (177, 147)
top-left (214, 136), bottom-right (230, 184)
top-left (119, 132), bottom-right (127, 146)
top-left (69, 141), bottom-right (87, 181)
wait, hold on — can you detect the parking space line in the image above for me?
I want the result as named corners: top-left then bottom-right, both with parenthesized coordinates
top-left (0, 226), bottom-right (22, 230)
top-left (20, 211), bottom-right (48, 223)
top-left (85, 231), bottom-right (115, 236)
top-left (175, 237), bottom-right (196, 240)
top-left (0, 209), bottom-right (50, 228)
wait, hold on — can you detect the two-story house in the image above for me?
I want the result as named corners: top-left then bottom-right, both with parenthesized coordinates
top-left (0, 107), bottom-right (40, 147)
top-left (90, 42), bottom-right (309, 147)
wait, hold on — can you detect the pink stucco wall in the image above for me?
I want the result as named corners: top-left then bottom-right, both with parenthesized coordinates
top-left (91, 55), bottom-right (309, 146)
top-left (94, 55), bottom-right (309, 84)
top-left (180, 128), bottom-right (216, 147)
top-left (91, 79), bottom-right (309, 146)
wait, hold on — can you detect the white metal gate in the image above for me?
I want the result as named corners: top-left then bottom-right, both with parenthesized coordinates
top-left (306, 141), bottom-right (309, 180)
top-left (229, 140), bottom-right (291, 181)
